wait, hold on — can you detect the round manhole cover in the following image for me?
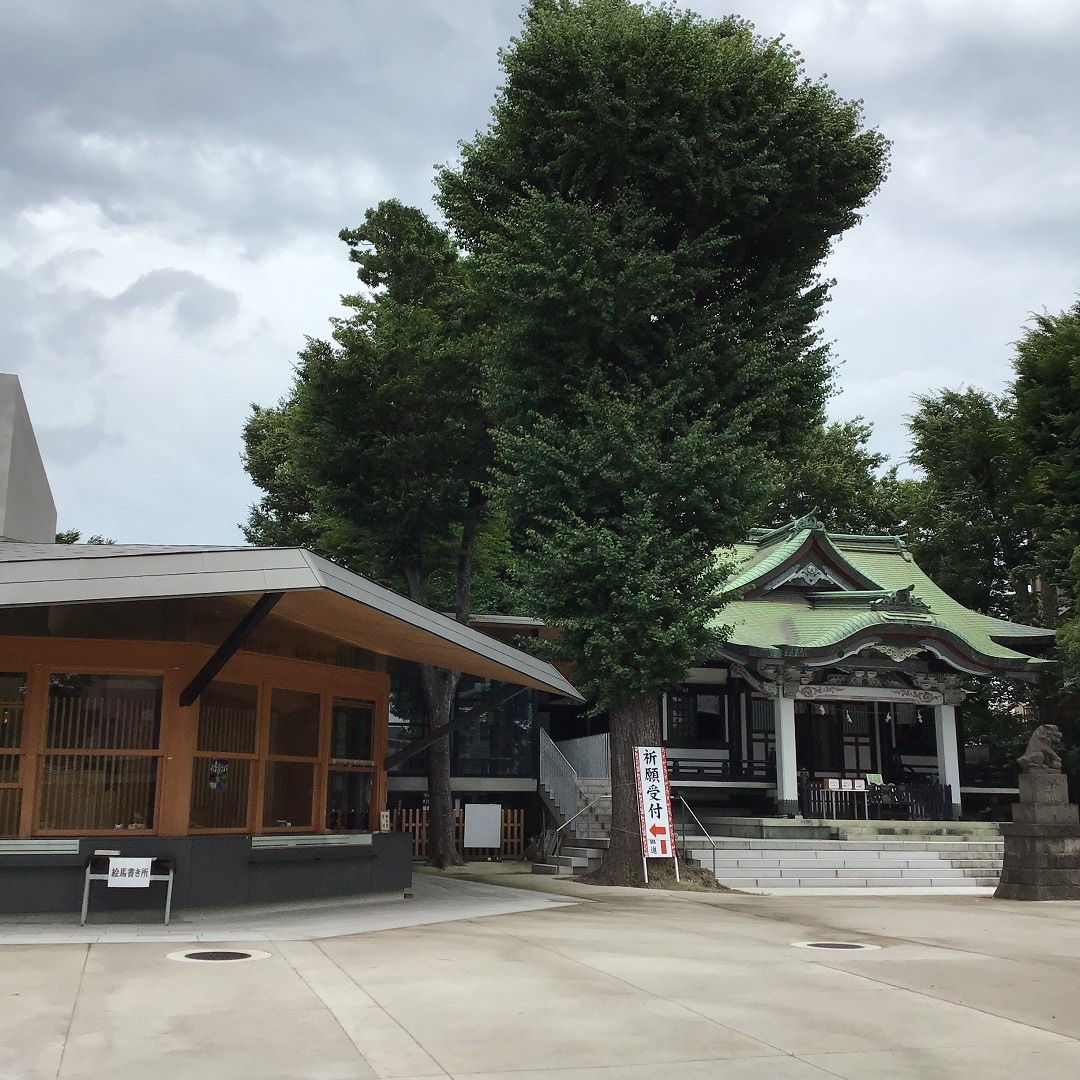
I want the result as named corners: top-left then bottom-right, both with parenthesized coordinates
top-left (792, 941), bottom-right (880, 951)
top-left (166, 949), bottom-right (271, 963)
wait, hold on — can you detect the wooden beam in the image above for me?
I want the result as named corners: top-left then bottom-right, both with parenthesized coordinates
top-left (383, 683), bottom-right (526, 771)
top-left (179, 592), bottom-right (285, 707)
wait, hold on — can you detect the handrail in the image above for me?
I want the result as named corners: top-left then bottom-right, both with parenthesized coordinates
top-left (555, 794), bottom-right (611, 837)
top-left (677, 796), bottom-right (718, 857)
top-left (539, 728), bottom-right (581, 825)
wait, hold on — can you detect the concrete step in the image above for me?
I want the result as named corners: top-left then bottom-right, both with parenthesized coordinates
top-left (710, 876), bottom-right (992, 890)
top-left (568, 834), bottom-right (609, 848)
top-left (688, 839), bottom-right (1002, 890)
top-left (679, 838), bottom-right (1003, 851)
top-left (699, 858), bottom-right (972, 871)
top-left (530, 862), bottom-right (568, 876)
top-left (561, 845), bottom-right (606, 860)
top-left (548, 854), bottom-right (589, 869)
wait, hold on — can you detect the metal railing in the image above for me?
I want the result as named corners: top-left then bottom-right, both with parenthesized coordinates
top-left (539, 728), bottom-right (582, 825)
top-left (675, 796), bottom-right (718, 866)
top-left (798, 778), bottom-right (956, 821)
top-left (555, 733), bottom-right (611, 778)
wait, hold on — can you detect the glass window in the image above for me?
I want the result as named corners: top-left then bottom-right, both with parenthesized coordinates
top-left (191, 681), bottom-right (258, 832)
top-left (46, 674), bottom-right (161, 750)
top-left (269, 689), bottom-right (321, 757)
top-left (39, 754), bottom-right (158, 831)
top-left (197, 681), bottom-right (257, 754)
top-left (667, 689), bottom-right (697, 743)
top-left (330, 699), bottom-right (373, 762)
top-left (0, 672), bottom-right (26, 837)
top-left (452, 678), bottom-right (534, 778)
top-left (263, 761), bottom-right (315, 828)
top-left (189, 757), bottom-right (252, 830)
top-left (387, 660), bottom-right (428, 776)
top-left (326, 771), bottom-right (372, 832)
top-left (38, 675), bottom-right (162, 832)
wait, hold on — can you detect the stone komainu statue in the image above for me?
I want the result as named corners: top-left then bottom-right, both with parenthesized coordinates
top-left (1017, 724), bottom-right (1064, 772)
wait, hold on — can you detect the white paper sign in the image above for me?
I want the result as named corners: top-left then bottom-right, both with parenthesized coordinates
top-left (634, 746), bottom-right (676, 859)
top-left (107, 857), bottom-right (153, 888)
top-left (463, 803), bottom-right (502, 849)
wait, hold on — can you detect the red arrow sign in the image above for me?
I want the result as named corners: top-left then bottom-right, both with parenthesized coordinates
top-left (648, 824), bottom-right (667, 837)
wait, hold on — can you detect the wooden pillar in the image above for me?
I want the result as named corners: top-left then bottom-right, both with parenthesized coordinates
top-left (774, 694), bottom-right (799, 817)
top-left (18, 664), bottom-right (48, 837)
top-left (157, 666), bottom-right (198, 836)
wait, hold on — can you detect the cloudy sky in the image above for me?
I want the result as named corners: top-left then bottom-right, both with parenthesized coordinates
top-left (2, 0), bottom-right (1077, 544)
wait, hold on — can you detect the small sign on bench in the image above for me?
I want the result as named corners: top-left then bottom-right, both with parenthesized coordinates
top-left (107, 857), bottom-right (153, 887)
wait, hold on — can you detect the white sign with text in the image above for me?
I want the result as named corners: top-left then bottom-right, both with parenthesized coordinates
top-left (634, 746), bottom-right (676, 859)
top-left (107, 857), bottom-right (153, 888)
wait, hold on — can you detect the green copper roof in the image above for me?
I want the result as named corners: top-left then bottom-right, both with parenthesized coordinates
top-left (711, 525), bottom-right (1055, 674)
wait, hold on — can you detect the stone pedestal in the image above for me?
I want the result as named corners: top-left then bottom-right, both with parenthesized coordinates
top-left (995, 771), bottom-right (1080, 901)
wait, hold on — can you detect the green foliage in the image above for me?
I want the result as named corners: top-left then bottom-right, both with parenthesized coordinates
top-left (903, 387), bottom-right (1031, 618)
top-left (243, 200), bottom-right (493, 611)
top-left (901, 303), bottom-right (1080, 779)
top-left (763, 417), bottom-right (913, 534)
top-left (1012, 299), bottom-right (1080, 595)
top-left (437, 0), bottom-right (889, 707)
top-left (54, 530), bottom-right (114, 545)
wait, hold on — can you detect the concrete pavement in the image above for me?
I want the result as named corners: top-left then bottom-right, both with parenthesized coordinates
top-left (2, 874), bottom-right (1080, 1079)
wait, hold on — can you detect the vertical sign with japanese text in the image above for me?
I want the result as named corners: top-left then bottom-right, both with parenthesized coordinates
top-left (634, 745), bottom-right (676, 859)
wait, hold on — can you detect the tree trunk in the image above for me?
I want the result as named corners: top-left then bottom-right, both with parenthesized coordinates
top-left (402, 505), bottom-right (482, 870)
top-left (591, 692), bottom-right (676, 887)
top-left (419, 663), bottom-right (464, 868)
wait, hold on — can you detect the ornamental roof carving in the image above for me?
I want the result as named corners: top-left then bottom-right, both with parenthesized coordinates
top-left (713, 519), bottom-right (1055, 677)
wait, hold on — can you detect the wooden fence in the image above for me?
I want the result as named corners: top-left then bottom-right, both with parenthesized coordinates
top-left (396, 807), bottom-right (526, 859)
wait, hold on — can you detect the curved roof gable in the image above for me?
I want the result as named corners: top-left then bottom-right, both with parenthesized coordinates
top-left (713, 519), bottom-right (1055, 676)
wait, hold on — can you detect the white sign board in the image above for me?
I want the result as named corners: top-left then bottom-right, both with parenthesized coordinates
top-left (463, 803), bottom-right (502, 849)
top-left (634, 746), bottom-right (676, 859)
top-left (107, 857), bottom-right (153, 888)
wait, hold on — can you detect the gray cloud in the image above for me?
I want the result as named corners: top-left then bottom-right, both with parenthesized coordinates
top-left (0, 1), bottom-right (517, 242)
top-left (111, 270), bottom-right (239, 335)
top-left (1, 0), bottom-right (1078, 540)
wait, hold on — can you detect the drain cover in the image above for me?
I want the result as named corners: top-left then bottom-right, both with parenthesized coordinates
top-left (166, 948), bottom-right (271, 963)
top-left (792, 941), bottom-right (880, 951)
top-left (185, 950), bottom-right (252, 961)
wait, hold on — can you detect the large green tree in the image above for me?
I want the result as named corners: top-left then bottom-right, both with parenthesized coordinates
top-left (438, 0), bottom-right (889, 883)
top-left (904, 387), bottom-right (1032, 619)
top-left (1012, 298), bottom-right (1080, 624)
top-left (1011, 299), bottom-right (1080, 773)
top-left (901, 302), bottom-right (1080, 785)
top-left (763, 417), bottom-right (912, 535)
top-left (243, 200), bottom-right (491, 867)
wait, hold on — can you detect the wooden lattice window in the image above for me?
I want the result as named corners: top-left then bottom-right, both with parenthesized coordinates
top-left (190, 681), bottom-right (258, 831)
top-left (326, 698), bottom-right (375, 832)
top-left (0, 672), bottom-right (26, 837)
top-left (38, 674), bottom-right (162, 832)
top-left (263, 688), bottom-right (321, 829)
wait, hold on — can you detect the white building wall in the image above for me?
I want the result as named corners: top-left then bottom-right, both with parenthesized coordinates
top-left (0, 375), bottom-right (57, 543)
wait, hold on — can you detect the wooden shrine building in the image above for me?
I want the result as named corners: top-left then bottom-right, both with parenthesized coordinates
top-left (0, 375), bottom-right (580, 913)
top-left (659, 515), bottom-right (1055, 820)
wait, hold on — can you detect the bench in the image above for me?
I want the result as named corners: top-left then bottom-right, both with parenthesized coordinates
top-left (80, 854), bottom-right (176, 926)
top-left (0, 839), bottom-right (80, 854)
top-left (249, 833), bottom-right (375, 864)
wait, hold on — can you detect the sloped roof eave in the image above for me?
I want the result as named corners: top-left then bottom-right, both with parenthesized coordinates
top-left (0, 543), bottom-right (583, 701)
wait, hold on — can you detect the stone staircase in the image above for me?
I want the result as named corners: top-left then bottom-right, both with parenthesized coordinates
top-left (533, 777), bottom-right (612, 876)
top-left (685, 837), bottom-right (1003, 889)
top-left (531, 836), bottom-right (609, 876)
